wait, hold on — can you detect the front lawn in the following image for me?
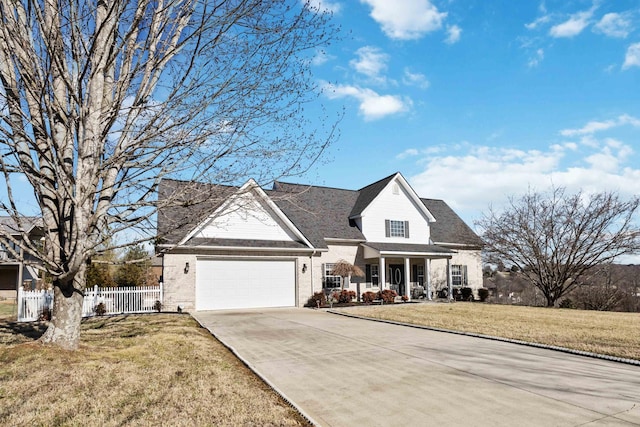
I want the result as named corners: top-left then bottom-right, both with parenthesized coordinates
top-left (0, 314), bottom-right (308, 426)
top-left (338, 303), bottom-right (640, 360)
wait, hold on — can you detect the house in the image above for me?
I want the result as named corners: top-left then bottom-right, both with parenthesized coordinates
top-left (156, 172), bottom-right (483, 311)
top-left (0, 216), bottom-right (45, 300)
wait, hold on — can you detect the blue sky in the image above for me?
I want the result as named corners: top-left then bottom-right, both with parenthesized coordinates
top-left (302, 0), bottom-right (640, 234)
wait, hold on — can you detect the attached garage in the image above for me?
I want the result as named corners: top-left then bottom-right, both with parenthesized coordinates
top-left (195, 259), bottom-right (296, 310)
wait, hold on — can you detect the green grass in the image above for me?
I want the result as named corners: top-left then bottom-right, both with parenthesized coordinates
top-left (0, 314), bottom-right (309, 426)
top-left (338, 303), bottom-right (640, 360)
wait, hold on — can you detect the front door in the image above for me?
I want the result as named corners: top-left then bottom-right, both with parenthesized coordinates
top-left (389, 264), bottom-right (405, 296)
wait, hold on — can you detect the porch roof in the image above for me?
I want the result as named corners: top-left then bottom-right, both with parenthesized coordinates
top-left (362, 242), bottom-right (454, 258)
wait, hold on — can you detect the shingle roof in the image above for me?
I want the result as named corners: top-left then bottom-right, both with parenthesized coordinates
top-left (363, 242), bottom-right (454, 255)
top-left (421, 198), bottom-right (484, 248)
top-left (270, 182), bottom-right (365, 249)
top-left (0, 216), bottom-right (42, 235)
top-left (156, 177), bottom-right (482, 250)
top-left (182, 238), bottom-right (311, 249)
top-left (349, 173), bottom-right (396, 218)
top-left (156, 179), bottom-right (235, 246)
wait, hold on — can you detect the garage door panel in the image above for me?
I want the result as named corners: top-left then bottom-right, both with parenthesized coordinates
top-left (196, 259), bottom-right (295, 310)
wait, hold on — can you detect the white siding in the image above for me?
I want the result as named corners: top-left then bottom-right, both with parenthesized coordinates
top-left (194, 192), bottom-right (297, 241)
top-left (360, 178), bottom-right (431, 244)
top-left (430, 249), bottom-right (483, 290)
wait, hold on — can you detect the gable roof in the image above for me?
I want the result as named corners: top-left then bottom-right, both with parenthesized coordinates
top-left (349, 173), bottom-right (396, 218)
top-left (421, 198), bottom-right (483, 248)
top-left (156, 175), bottom-right (482, 250)
top-left (0, 216), bottom-right (42, 236)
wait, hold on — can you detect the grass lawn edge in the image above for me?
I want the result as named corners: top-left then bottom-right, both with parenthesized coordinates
top-left (327, 308), bottom-right (640, 367)
top-left (191, 314), bottom-right (319, 427)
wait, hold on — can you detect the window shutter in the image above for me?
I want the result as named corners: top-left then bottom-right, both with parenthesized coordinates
top-left (385, 220), bottom-right (390, 237)
top-left (365, 264), bottom-right (371, 282)
top-left (463, 265), bottom-right (468, 286)
top-left (404, 221), bottom-right (410, 238)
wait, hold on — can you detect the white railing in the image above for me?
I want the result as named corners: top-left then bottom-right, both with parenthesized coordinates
top-left (17, 283), bottom-right (163, 322)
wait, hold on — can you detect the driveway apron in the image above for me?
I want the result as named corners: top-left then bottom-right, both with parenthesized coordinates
top-left (192, 308), bottom-right (640, 427)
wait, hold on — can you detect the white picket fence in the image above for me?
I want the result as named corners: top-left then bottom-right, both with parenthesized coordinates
top-left (17, 284), bottom-right (163, 322)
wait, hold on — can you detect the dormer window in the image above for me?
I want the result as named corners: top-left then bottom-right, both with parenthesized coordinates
top-left (385, 219), bottom-right (409, 238)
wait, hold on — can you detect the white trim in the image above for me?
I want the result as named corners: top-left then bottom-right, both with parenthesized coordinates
top-left (324, 238), bottom-right (367, 243)
top-left (165, 245), bottom-right (317, 253)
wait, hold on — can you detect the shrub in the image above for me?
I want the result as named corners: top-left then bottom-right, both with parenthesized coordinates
top-left (362, 291), bottom-right (378, 304)
top-left (559, 298), bottom-right (576, 309)
top-left (153, 300), bottom-right (162, 312)
top-left (94, 302), bottom-right (107, 316)
top-left (401, 295), bottom-right (409, 302)
top-left (39, 307), bottom-right (52, 321)
top-left (335, 289), bottom-right (356, 304)
top-left (378, 289), bottom-right (397, 304)
top-left (477, 288), bottom-right (490, 302)
top-left (305, 291), bottom-right (327, 308)
top-left (461, 287), bottom-right (474, 301)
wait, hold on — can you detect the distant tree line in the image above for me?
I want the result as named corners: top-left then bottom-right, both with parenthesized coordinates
top-left (483, 263), bottom-right (640, 312)
top-left (86, 246), bottom-right (158, 289)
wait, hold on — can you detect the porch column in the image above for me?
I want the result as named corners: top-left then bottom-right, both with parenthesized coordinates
top-left (379, 256), bottom-right (386, 291)
top-left (425, 258), bottom-right (432, 301)
top-left (404, 257), bottom-right (411, 300)
top-left (447, 258), bottom-right (453, 301)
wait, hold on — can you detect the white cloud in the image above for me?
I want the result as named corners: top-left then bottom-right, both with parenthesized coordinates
top-left (560, 114), bottom-right (640, 136)
top-left (360, 0), bottom-right (447, 40)
top-left (303, 0), bottom-right (341, 14)
top-left (406, 139), bottom-right (640, 230)
top-left (525, 15), bottom-right (551, 30)
top-left (528, 48), bottom-right (544, 68)
top-left (402, 68), bottom-right (430, 89)
top-left (350, 46), bottom-right (389, 82)
top-left (396, 148), bottom-right (419, 159)
top-left (323, 83), bottom-right (409, 120)
top-left (549, 8), bottom-right (595, 38)
top-left (593, 12), bottom-right (633, 38)
top-left (445, 25), bottom-right (462, 44)
top-left (311, 49), bottom-right (335, 66)
top-left (623, 42), bottom-right (640, 70)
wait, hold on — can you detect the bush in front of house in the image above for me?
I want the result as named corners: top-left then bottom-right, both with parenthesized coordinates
top-left (477, 288), bottom-right (489, 302)
top-left (378, 289), bottom-right (397, 304)
top-left (461, 287), bottom-right (474, 301)
top-left (94, 302), bottom-right (107, 316)
top-left (362, 291), bottom-right (378, 304)
top-left (305, 291), bottom-right (327, 308)
top-left (335, 289), bottom-right (356, 304)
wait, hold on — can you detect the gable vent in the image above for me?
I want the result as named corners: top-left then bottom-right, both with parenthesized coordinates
top-left (392, 183), bottom-right (399, 195)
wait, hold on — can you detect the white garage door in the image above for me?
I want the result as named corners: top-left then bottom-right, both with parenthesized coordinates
top-left (195, 259), bottom-right (296, 310)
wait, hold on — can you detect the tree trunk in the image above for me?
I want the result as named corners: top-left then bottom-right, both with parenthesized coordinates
top-left (40, 264), bottom-right (87, 350)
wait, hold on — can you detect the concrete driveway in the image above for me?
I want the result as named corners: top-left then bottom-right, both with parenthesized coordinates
top-left (193, 308), bottom-right (640, 427)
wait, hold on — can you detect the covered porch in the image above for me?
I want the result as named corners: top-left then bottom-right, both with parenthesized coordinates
top-left (361, 242), bottom-right (454, 301)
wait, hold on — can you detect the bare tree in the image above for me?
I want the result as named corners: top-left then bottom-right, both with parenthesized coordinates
top-left (477, 187), bottom-right (640, 307)
top-left (0, 0), bottom-right (336, 349)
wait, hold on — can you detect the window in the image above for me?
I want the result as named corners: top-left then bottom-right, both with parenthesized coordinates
top-left (365, 264), bottom-right (379, 288)
top-left (323, 263), bottom-right (343, 289)
top-left (385, 220), bottom-right (410, 238)
top-left (412, 264), bottom-right (424, 286)
top-left (451, 265), bottom-right (468, 287)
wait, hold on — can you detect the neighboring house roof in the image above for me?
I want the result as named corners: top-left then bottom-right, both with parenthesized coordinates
top-left (421, 199), bottom-right (484, 248)
top-left (0, 216), bottom-right (42, 236)
top-left (156, 175), bottom-right (482, 250)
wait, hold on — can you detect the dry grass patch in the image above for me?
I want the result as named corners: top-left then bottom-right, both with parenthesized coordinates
top-left (339, 303), bottom-right (640, 360)
top-left (0, 300), bottom-right (16, 320)
top-left (0, 314), bottom-right (308, 426)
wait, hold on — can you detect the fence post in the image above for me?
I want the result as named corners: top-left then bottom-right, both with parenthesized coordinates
top-left (159, 281), bottom-right (163, 308)
top-left (17, 287), bottom-right (23, 321)
top-left (94, 285), bottom-right (99, 311)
